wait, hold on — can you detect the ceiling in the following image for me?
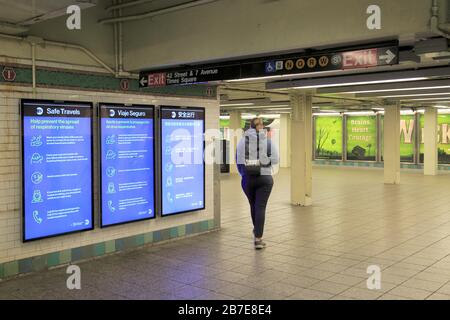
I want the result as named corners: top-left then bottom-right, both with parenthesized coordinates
top-left (0, 0), bottom-right (97, 33)
top-left (219, 57), bottom-right (450, 116)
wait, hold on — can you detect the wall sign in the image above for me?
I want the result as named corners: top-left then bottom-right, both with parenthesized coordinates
top-left (21, 100), bottom-right (94, 241)
top-left (160, 107), bottom-right (205, 216)
top-left (140, 44), bottom-right (398, 87)
top-left (99, 104), bottom-right (156, 227)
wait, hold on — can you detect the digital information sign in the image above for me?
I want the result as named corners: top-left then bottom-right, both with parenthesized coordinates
top-left (160, 107), bottom-right (205, 216)
top-left (21, 100), bottom-right (94, 242)
top-left (100, 104), bottom-right (155, 227)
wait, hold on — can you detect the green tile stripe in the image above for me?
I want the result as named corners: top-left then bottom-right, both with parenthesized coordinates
top-left (0, 219), bottom-right (216, 280)
top-left (0, 64), bottom-right (217, 98)
top-left (313, 160), bottom-right (450, 170)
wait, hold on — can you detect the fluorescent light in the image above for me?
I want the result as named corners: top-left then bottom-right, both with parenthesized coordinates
top-left (289, 77), bottom-right (427, 90)
top-left (227, 70), bottom-right (340, 83)
top-left (223, 104), bottom-right (290, 110)
top-left (220, 103), bottom-right (254, 107)
top-left (220, 115), bottom-right (230, 120)
top-left (380, 92), bottom-right (450, 98)
top-left (250, 105), bottom-right (290, 108)
top-left (320, 110), bottom-right (340, 113)
top-left (345, 111), bottom-right (376, 115)
top-left (313, 113), bottom-right (341, 116)
top-left (408, 97), bottom-right (450, 101)
top-left (259, 114), bottom-right (281, 119)
top-left (347, 85), bottom-right (450, 94)
top-left (433, 105), bottom-right (450, 109)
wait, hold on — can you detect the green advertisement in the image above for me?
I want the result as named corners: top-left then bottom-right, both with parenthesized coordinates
top-left (314, 116), bottom-right (343, 160)
top-left (380, 115), bottom-right (415, 163)
top-left (419, 113), bottom-right (450, 164)
top-left (346, 115), bottom-right (377, 161)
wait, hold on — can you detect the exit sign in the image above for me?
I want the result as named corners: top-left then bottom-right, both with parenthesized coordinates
top-left (342, 48), bottom-right (397, 70)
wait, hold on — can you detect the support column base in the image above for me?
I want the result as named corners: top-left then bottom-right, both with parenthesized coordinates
top-left (291, 196), bottom-right (313, 207)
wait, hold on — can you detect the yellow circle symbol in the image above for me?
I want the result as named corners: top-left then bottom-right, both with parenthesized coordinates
top-left (296, 59), bottom-right (305, 69)
top-left (319, 56), bottom-right (329, 67)
top-left (307, 57), bottom-right (317, 68)
top-left (285, 60), bottom-right (294, 70)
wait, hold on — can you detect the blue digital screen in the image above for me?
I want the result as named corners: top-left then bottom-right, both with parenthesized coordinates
top-left (100, 104), bottom-right (155, 227)
top-left (160, 107), bottom-right (205, 216)
top-left (21, 100), bottom-right (93, 241)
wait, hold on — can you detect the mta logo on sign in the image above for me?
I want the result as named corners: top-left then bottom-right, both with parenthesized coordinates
top-left (265, 61), bottom-right (276, 73)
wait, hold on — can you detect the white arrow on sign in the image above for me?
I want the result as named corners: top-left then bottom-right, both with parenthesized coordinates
top-left (379, 50), bottom-right (396, 64)
top-left (140, 77), bottom-right (148, 86)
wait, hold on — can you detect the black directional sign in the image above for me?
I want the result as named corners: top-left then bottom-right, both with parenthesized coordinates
top-left (139, 45), bottom-right (399, 88)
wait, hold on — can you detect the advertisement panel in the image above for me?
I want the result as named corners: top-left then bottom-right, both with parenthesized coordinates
top-left (99, 104), bottom-right (155, 227)
top-left (21, 100), bottom-right (93, 241)
top-left (419, 113), bottom-right (450, 164)
top-left (346, 115), bottom-right (377, 161)
top-left (380, 114), bottom-right (416, 163)
top-left (314, 116), bottom-right (343, 160)
top-left (160, 107), bottom-right (205, 216)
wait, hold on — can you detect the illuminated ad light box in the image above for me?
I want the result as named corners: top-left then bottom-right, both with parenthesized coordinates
top-left (380, 115), bottom-right (416, 163)
top-left (21, 100), bottom-right (94, 242)
top-left (346, 115), bottom-right (377, 161)
top-left (160, 107), bottom-right (205, 216)
top-left (314, 116), bottom-right (343, 160)
top-left (99, 104), bottom-right (156, 227)
top-left (419, 113), bottom-right (450, 164)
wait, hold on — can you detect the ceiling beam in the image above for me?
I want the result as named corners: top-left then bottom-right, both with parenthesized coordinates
top-left (355, 88), bottom-right (450, 97)
top-left (316, 78), bottom-right (450, 94)
top-left (266, 66), bottom-right (450, 90)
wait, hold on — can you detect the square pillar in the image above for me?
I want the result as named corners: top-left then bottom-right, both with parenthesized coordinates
top-left (384, 102), bottom-right (401, 184)
top-left (279, 113), bottom-right (291, 168)
top-left (424, 107), bottom-right (438, 176)
top-left (229, 111), bottom-right (242, 174)
top-left (290, 93), bottom-right (312, 206)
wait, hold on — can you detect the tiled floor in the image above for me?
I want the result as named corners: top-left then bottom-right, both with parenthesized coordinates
top-left (1, 167), bottom-right (450, 300)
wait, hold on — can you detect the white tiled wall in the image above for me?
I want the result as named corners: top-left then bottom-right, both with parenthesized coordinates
top-left (0, 85), bottom-right (219, 264)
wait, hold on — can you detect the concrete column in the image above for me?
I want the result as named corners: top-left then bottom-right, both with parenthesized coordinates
top-left (424, 107), bottom-right (438, 176)
top-left (279, 113), bottom-right (291, 168)
top-left (290, 93), bottom-right (312, 206)
top-left (384, 102), bottom-right (401, 184)
top-left (228, 110), bottom-right (242, 174)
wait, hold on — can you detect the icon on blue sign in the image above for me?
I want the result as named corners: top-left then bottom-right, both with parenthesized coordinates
top-left (84, 219), bottom-right (90, 226)
top-left (166, 176), bottom-right (173, 187)
top-left (165, 146), bottom-right (172, 155)
top-left (30, 153), bottom-right (43, 164)
top-left (106, 150), bottom-right (116, 160)
top-left (109, 109), bottom-right (116, 117)
top-left (32, 190), bottom-right (43, 203)
top-left (265, 61), bottom-right (276, 73)
top-left (148, 209), bottom-right (153, 215)
top-left (171, 112), bottom-right (177, 119)
top-left (167, 192), bottom-right (174, 203)
top-left (165, 135), bottom-right (172, 143)
top-left (31, 136), bottom-right (43, 147)
top-left (106, 166), bottom-right (116, 178)
top-left (36, 107), bottom-right (44, 116)
top-left (108, 200), bottom-right (116, 212)
top-left (32, 210), bottom-right (43, 224)
top-left (107, 182), bottom-right (116, 194)
top-left (106, 135), bottom-right (116, 145)
top-left (31, 171), bottom-right (43, 185)
top-left (165, 162), bottom-right (173, 172)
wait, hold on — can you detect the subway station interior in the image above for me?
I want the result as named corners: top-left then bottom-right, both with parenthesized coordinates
top-left (1, 0), bottom-right (450, 302)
